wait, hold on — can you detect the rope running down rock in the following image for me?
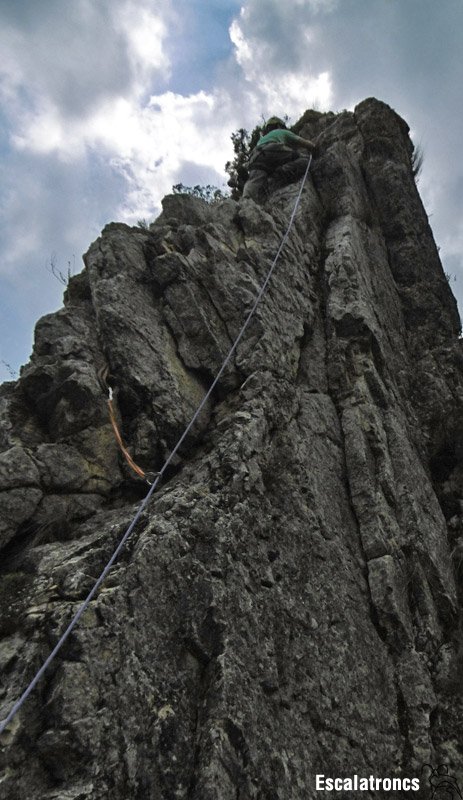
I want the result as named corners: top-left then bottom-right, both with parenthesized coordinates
top-left (0, 154), bottom-right (313, 737)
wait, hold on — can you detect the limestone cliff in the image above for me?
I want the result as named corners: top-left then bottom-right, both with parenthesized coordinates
top-left (1, 98), bottom-right (463, 799)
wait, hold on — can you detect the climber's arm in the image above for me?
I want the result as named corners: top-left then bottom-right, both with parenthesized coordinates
top-left (283, 130), bottom-right (317, 152)
top-left (293, 134), bottom-right (317, 151)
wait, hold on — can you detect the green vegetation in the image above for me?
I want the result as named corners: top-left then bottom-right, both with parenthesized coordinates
top-left (171, 183), bottom-right (228, 203)
top-left (225, 125), bottom-right (263, 199)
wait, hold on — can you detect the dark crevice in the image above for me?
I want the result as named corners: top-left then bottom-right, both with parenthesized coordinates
top-left (319, 211), bottom-right (394, 650)
top-left (367, 600), bottom-right (389, 645)
top-left (185, 658), bottom-right (217, 800)
top-left (195, 270), bottom-right (242, 349)
top-left (0, 520), bottom-right (43, 574)
top-left (395, 682), bottom-right (413, 769)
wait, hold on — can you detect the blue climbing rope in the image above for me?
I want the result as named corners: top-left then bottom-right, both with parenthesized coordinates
top-left (0, 154), bottom-right (313, 737)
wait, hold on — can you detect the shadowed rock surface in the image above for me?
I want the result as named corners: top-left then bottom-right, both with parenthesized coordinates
top-left (1, 97), bottom-right (463, 799)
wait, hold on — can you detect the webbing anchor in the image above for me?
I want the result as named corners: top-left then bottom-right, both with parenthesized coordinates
top-left (99, 366), bottom-right (160, 484)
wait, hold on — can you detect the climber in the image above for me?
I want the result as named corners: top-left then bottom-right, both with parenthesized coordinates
top-left (242, 116), bottom-right (317, 202)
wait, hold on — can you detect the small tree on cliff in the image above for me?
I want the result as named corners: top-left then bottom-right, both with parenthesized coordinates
top-left (171, 184), bottom-right (228, 203)
top-left (225, 125), bottom-right (263, 200)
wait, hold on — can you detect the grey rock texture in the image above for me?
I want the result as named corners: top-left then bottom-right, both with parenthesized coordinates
top-left (1, 97), bottom-right (463, 798)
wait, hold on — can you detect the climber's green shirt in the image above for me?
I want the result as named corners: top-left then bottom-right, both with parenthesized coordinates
top-left (256, 129), bottom-right (307, 148)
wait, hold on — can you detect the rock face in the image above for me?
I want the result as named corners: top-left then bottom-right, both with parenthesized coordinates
top-left (1, 97), bottom-right (463, 799)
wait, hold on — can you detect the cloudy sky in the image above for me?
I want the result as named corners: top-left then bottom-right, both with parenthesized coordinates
top-left (1, 0), bottom-right (462, 381)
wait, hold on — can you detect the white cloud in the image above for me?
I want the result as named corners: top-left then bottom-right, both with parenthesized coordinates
top-left (1, 0), bottom-right (335, 234)
top-left (0, 0), bottom-right (172, 154)
top-left (112, 0), bottom-right (173, 90)
top-left (229, 9), bottom-right (333, 115)
top-left (229, 16), bottom-right (253, 67)
top-left (11, 102), bottom-right (67, 156)
top-left (0, 0), bottom-right (238, 224)
top-left (107, 89), bottom-right (235, 222)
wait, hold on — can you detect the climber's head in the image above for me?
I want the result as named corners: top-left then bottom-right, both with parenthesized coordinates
top-left (263, 116), bottom-right (286, 134)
